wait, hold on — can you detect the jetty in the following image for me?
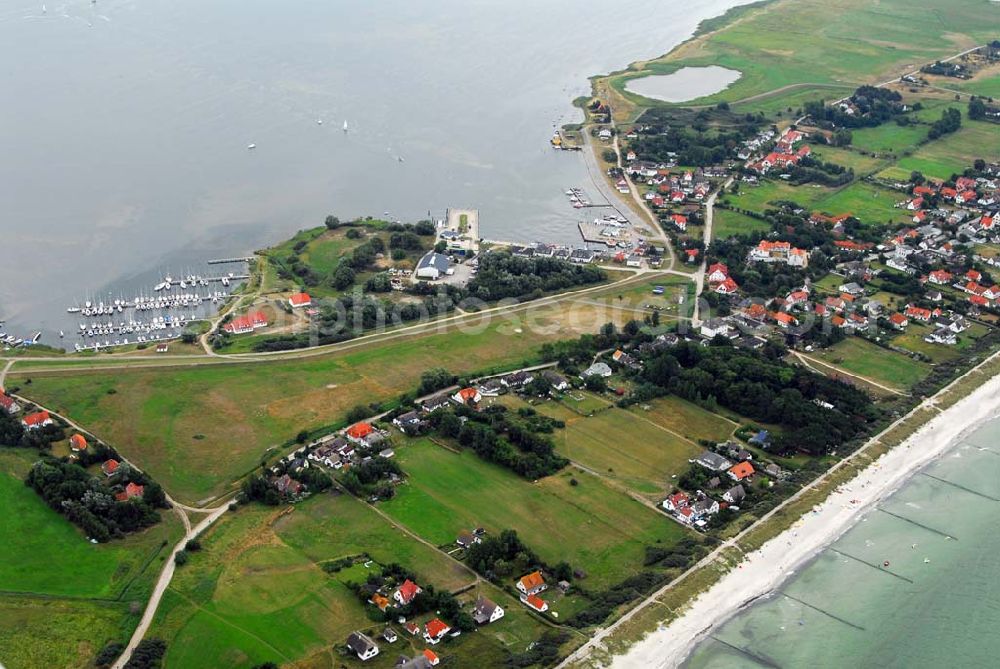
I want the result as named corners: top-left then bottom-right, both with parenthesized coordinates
top-left (207, 256), bottom-right (255, 265)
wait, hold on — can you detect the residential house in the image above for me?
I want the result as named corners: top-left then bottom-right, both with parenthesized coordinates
top-left (928, 269), bottom-right (953, 285)
top-left (346, 632), bottom-right (380, 661)
top-left (707, 263), bottom-right (730, 284)
top-left (581, 362), bottom-right (612, 379)
top-left (926, 328), bottom-right (958, 345)
top-left (714, 277), bottom-right (740, 295)
top-left (692, 451), bottom-right (732, 472)
top-left (748, 240), bottom-right (809, 267)
top-left (273, 474), bottom-right (304, 496)
top-left (382, 628), bottom-right (398, 643)
top-left (723, 485), bottom-right (746, 504)
top-left (473, 596), bottom-right (505, 625)
top-left (421, 394), bottom-right (453, 413)
top-left (456, 530), bottom-right (481, 548)
top-left (905, 306), bottom-right (933, 322)
top-left (288, 292), bottom-right (312, 309)
top-left (21, 411), bottom-right (53, 430)
top-left (728, 461), bottom-right (755, 482)
top-left (0, 391), bottom-right (21, 415)
top-left (223, 311), bottom-right (268, 335)
top-left (452, 387), bottom-right (482, 406)
top-left (700, 318), bottom-right (733, 339)
top-left (517, 571), bottom-right (547, 596)
top-left (521, 594), bottom-right (549, 613)
top-left (423, 618), bottom-right (451, 645)
top-left (421, 649), bottom-right (441, 667)
top-left (69, 434), bottom-right (88, 452)
top-left (477, 379), bottom-right (505, 397)
top-left (541, 370), bottom-right (570, 391)
top-left (123, 482), bottom-right (145, 499)
top-left (663, 491), bottom-right (690, 513)
top-left (394, 579), bottom-right (422, 606)
top-left (346, 422), bottom-right (375, 444)
top-left (102, 459), bottom-right (120, 477)
top-left (889, 313), bottom-right (909, 330)
top-left (393, 411), bottom-right (426, 435)
top-left (370, 593), bottom-right (392, 612)
top-left (502, 371), bottom-right (535, 389)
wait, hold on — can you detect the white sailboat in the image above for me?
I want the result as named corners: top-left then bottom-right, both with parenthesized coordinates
top-left (342, 120), bottom-right (348, 133)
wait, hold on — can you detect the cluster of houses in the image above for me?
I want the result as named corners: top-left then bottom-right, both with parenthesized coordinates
top-left (509, 242), bottom-right (601, 265)
top-left (662, 445), bottom-right (784, 528)
top-left (748, 240), bottom-right (809, 268)
top-left (745, 129), bottom-right (811, 175)
top-left (223, 310), bottom-right (268, 335)
top-left (515, 570), bottom-right (568, 614)
top-left (628, 164), bottom-right (724, 211)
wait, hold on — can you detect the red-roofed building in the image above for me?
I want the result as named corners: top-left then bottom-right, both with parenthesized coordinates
top-left (451, 387), bottom-right (481, 406)
top-left (905, 306), bottom-right (933, 322)
top-left (288, 292), bottom-right (312, 308)
top-left (102, 459), bottom-right (120, 477)
top-left (0, 391), bottom-right (19, 415)
top-left (394, 578), bottom-right (422, 605)
top-left (69, 434), bottom-right (87, 452)
top-left (523, 594), bottom-right (549, 612)
top-left (670, 214), bottom-right (688, 231)
top-left (771, 312), bottom-right (797, 328)
top-left (124, 482), bottom-right (144, 499)
top-left (714, 277), bottom-right (739, 295)
top-left (743, 303), bottom-right (768, 320)
top-left (928, 269), bottom-right (953, 285)
top-left (346, 422), bottom-right (374, 443)
top-left (957, 190), bottom-right (978, 204)
top-left (970, 294), bottom-right (989, 307)
top-left (21, 411), bottom-right (52, 431)
top-left (707, 263), bottom-right (729, 283)
top-left (685, 249), bottom-right (700, 262)
top-left (966, 269), bottom-right (982, 283)
top-left (728, 461), bottom-right (755, 482)
top-left (517, 571), bottom-right (547, 595)
top-left (422, 649), bottom-right (440, 666)
top-left (424, 618), bottom-right (451, 644)
top-left (889, 313), bottom-right (909, 330)
top-left (223, 311), bottom-right (268, 335)
top-left (663, 491), bottom-right (689, 512)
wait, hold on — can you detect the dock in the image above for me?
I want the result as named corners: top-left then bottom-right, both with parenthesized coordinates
top-left (207, 256), bottom-right (255, 265)
top-left (579, 221), bottom-right (627, 246)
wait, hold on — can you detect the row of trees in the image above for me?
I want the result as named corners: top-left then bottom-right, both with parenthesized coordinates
top-left (466, 252), bottom-right (606, 302)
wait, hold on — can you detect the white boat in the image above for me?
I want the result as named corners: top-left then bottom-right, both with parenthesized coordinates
top-left (342, 120), bottom-right (348, 133)
top-left (247, 143), bottom-right (256, 150)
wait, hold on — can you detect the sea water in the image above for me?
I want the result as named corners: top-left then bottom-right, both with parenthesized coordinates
top-left (683, 416), bottom-right (1000, 669)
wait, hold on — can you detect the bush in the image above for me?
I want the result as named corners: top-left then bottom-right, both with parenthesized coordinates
top-left (174, 550), bottom-right (189, 566)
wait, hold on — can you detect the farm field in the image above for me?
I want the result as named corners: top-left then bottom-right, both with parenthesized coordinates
top-left (809, 181), bottom-right (911, 227)
top-left (152, 492), bottom-right (539, 669)
top-left (552, 406), bottom-right (703, 495)
top-left (0, 449), bottom-right (181, 669)
top-left (12, 278), bottom-right (653, 505)
top-left (629, 395), bottom-right (737, 444)
top-left (712, 208), bottom-right (769, 240)
top-left (380, 439), bottom-right (687, 589)
top-left (597, 0), bottom-right (996, 117)
top-left (808, 146), bottom-right (890, 176)
top-left (877, 119), bottom-right (1000, 181)
top-left (848, 122), bottom-right (930, 155)
top-left (722, 180), bottom-right (834, 215)
top-left (808, 337), bottom-right (930, 392)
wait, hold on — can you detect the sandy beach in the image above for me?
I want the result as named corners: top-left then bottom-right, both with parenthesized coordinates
top-left (608, 368), bottom-right (1000, 668)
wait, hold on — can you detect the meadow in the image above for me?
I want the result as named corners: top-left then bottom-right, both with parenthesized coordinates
top-left (380, 439), bottom-right (687, 590)
top-left (152, 492), bottom-right (545, 669)
top-left (877, 119), bottom-right (1000, 181)
top-left (712, 208), bottom-right (769, 240)
top-left (809, 337), bottom-right (930, 392)
top-left (0, 448), bottom-right (181, 669)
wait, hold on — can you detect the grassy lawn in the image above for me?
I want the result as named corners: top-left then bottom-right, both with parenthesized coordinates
top-left (380, 439), bottom-right (688, 589)
top-left (597, 0), bottom-right (997, 118)
top-left (809, 181), bottom-right (911, 227)
top-left (892, 322), bottom-right (990, 363)
top-left (152, 493), bottom-right (541, 669)
top-left (553, 407), bottom-right (703, 494)
top-left (0, 448), bottom-right (181, 669)
top-left (712, 208), bottom-right (769, 240)
top-left (13, 284), bottom-right (648, 505)
top-left (878, 120), bottom-right (1000, 181)
top-left (809, 337), bottom-right (930, 391)
top-left (629, 395), bottom-right (737, 443)
top-left (849, 122), bottom-right (931, 155)
top-left (720, 180), bottom-right (834, 215)
top-left (808, 146), bottom-right (890, 175)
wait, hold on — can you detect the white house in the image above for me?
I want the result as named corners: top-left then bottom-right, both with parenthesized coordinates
top-left (472, 596), bottom-right (505, 625)
top-left (346, 632), bottom-right (379, 661)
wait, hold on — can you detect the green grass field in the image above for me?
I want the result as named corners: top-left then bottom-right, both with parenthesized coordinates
top-left (152, 492), bottom-right (544, 669)
top-left (721, 180), bottom-right (834, 215)
top-left (809, 181), bottom-right (911, 227)
top-left (878, 119), bottom-right (1000, 181)
top-left (809, 337), bottom-right (930, 391)
top-left (849, 122), bottom-right (931, 155)
top-left (599, 0), bottom-right (998, 116)
top-left (808, 146), bottom-right (891, 176)
top-left (712, 208), bottom-right (769, 240)
top-left (0, 449), bottom-right (181, 669)
top-left (380, 439), bottom-right (687, 589)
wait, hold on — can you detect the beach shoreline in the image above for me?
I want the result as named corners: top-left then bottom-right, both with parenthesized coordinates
top-left (608, 368), bottom-right (1000, 668)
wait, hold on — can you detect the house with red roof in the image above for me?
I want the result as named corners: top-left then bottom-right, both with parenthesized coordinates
top-left (69, 434), bottom-right (88, 452)
top-left (685, 248), bottom-right (700, 262)
top-left (927, 269), bottom-right (953, 285)
top-left (669, 214), bottom-right (688, 231)
top-left (0, 391), bottom-right (20, 415)
top-left (451, 387), bottom-right (482, 407)
top-left (517, 571), bottom-right (547, 596)
top-left (422, 649), bottom-right (441, 666)
top-left (662, 491), bottom-right (689, 512)
top-left (728, 461), bottom-right (755, 482)
top-left (905, 305), bottom-right (933, 322)
top-left (223, 311), bottom-right (268, 335)
top-left (714, 277), bottom-right (739, 295)
top-left (889, 313), bottom-right (909, 330)
top-left (423, 618), bottom-right (451, 645)
top-left (707, 263), bottom-right (729, 283)
top-left (965, 269), bottom-right (982, 283)
top-left (288, 292), bottom-right (312, 308)
top-left (393, 578), bottom-right (422, 606)
top-left (771, 312), bottom-right (797, 328)
top-left (522, 594), bottom-right (549, 613)
top-left (102, 459), bottom-right (120, 477)
top-left (124, 482), bottom-right (144, 499)
top-left (21, 411), bottom-right (52, 431)
top-left (346, 422), bottom-right (374, 443)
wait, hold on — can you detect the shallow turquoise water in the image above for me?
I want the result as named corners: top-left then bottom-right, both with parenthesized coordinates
top-left (684, 417), bottom-right (1000, 669)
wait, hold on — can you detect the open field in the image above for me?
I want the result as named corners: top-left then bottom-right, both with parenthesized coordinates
top-left (12, 279), bottom-right (657, 505)
top-left (808, 146), bottom-right (891, 175)
top-left (712, 208), bottom-right (769, 240)
top-left (0, 448), bottom-right (181, 669)
top-left (381, 439), bottom-right (687, 589)
top-left (808, 337), bottom-right (930, 391)
top-left (152, 493), bottom-right (544, 669)
top-left (722, 180), bottom-right (834, 215)
top-left (808, 181), bottom-right (911, 226)
top-left (553, 407), bottom-right (703, 495)
top-left (848, 122), bottom-right (931, 155)
top-left (878, 119), bottom-right (1000, 181)
top-left (594, 0), bottom-right (998, 119)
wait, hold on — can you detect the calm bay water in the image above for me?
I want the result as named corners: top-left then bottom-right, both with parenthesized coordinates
top-left (0, 0), bottom-right (748, 338)
top-left (684, 416), bottom-right (1000, 669)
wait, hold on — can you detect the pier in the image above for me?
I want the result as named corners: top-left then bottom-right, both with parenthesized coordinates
top-left (207, 256), bottom-right (255, 265)
top-left (780, 593), bottom-right (866, 631)
top-left (876, 508), bottom-right (956, 540)
top-left (828, 547), bottom-right (915, 583)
